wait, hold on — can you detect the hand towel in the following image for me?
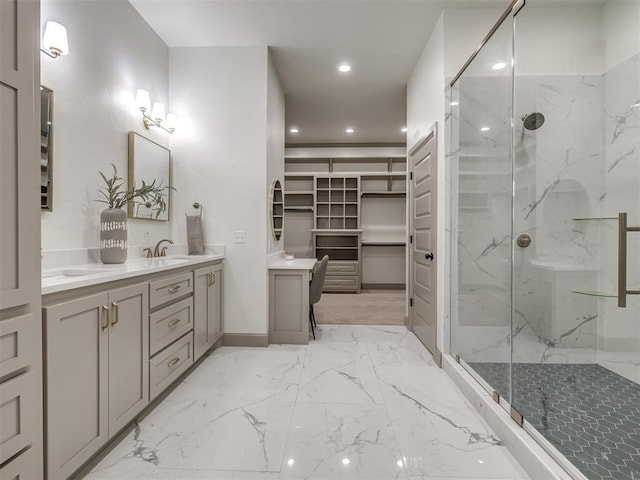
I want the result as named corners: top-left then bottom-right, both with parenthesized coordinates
top-left (186, 214), bottom-right (204, 255)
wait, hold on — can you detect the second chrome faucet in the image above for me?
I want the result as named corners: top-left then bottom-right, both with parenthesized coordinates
top-left (143, 239), bottom-right (174, 258)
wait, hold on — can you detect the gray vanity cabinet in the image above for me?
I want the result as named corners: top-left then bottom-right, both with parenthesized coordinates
top-left (43, 283), bottom-right (148, 479)
top-left (193, 263), bottom-right (223, 360)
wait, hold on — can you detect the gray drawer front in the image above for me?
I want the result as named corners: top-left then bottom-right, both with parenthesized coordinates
top-left (327, 261), bottom-right (359, 275)
top-left (323, 275), bottom-right (359, 291)
top-left (149, 334), bottom-right (193, 400)
top-left (149, 297), bottom-right (193, 356)
top-left (149, 272), bottom-right (193, 310)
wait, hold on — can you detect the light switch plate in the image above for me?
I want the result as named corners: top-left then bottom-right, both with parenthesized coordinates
top-left (233, 231), bottom-right (247, 244)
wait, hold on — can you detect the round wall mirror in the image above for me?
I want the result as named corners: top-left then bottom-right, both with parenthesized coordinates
top-left (270, 179), bottom-right (283, 241)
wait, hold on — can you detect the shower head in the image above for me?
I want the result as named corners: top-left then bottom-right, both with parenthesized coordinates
top-left (521, 112), bottom-right (545, 130)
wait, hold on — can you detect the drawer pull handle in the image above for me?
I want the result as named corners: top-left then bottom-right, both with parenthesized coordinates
top-left (111, 301), bottom-right (119, 326)
top-left (101, 305), bottom-right (110, 331)
top-left (168, 285), bottom-right (181, 294)
top-left (168, 318), bottom-right (181, 328)
top-left (168, 357), bottom-right (180, 368)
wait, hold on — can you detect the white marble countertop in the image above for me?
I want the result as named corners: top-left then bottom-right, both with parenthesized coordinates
top-left (268, 257), bottom-right (318, 270)
top-left (42, 254), bottom-right (224, 295)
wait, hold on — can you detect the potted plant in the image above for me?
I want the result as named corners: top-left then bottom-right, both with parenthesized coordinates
top-left (96, 163), bottom-right (173, 263)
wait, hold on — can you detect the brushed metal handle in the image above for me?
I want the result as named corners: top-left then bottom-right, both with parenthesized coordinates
top-left (101, 305), bottom-right (110, 331)
top-left (425, 252), bottom-right (434, 261)
top-left (168, 284), bottom-right (181, 294)
top-left (168, 357), bottom-right (180, 368)
top-left (168, 318), bottom-right (181, 328)
top-left (211, 272), bottom-right (216, 286)
top-left (111, 301), bottom-right (119, 326)
top-left (618, 212), bottom-right (640, 308)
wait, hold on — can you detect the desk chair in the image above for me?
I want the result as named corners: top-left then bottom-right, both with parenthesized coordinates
top-left (309, 255), bottom-right (329, 339)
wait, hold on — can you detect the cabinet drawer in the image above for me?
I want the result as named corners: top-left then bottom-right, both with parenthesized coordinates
top-left (149, 334), bottom-right (193, 400)
top-left (323, 275), bottom-right (359, 291)
top-left (0, 445), bottom-right (39, 480)
top-left (150, 297), bottom-right (193, 356)
top-left (0, 371), bottom-right (38, 465)
top-left (326, 261), bottom-right (359, 275)
top-left (0, 313), bottom-right (36, 378)
top-left (149, 272), bottom-right (193, 310)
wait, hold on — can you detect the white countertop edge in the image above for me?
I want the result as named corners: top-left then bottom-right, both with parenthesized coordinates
top-left (268, 257), bottom-right (318, 270)
top-left (42, 254), bottom-right (224, 296)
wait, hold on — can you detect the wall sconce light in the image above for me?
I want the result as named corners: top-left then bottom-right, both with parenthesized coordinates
top-left (41, 21), bottom-right (69, 58)
top-left (136, 89), bottom-right (176, 134)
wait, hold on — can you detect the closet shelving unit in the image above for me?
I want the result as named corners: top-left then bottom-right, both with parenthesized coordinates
top-left (284, 153), bottom-right (407, 292)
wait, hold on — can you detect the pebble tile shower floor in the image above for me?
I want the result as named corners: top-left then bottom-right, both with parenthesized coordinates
top-left (469, 363), bottom-right (640, 480)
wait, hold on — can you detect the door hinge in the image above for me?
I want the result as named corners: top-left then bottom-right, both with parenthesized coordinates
top-left (409, 298), bottom-right (413, 307)
top-left (510, 406), bottom-right (524, 427)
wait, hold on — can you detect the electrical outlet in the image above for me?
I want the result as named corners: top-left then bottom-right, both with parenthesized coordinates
top-left (233, 231), bottom-right (247, 244)
top-left (144, 231), bottom-right (151, 244)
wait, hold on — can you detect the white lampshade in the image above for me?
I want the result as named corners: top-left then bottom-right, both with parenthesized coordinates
top-left (42, 21), bottom-right (69, 56)
top-left (151, 102), bottom-right (166, 123)
top-left (165, 113), bottom-right (177, 130)
top-left (136, 89), bottom-right (151, 112)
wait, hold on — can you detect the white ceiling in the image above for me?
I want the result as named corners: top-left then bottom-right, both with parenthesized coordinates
top-left (129, 0), bottom-right (509, 145)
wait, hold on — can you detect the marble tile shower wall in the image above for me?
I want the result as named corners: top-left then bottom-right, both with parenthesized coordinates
top-left (453, 68), bottom-right (638, 365)
top-left (599, 53), bottom-right (640, 361)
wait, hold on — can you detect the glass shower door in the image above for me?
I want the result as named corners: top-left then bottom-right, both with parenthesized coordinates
top-left (449, 14), bottom-right (514, 404)
top-left (511, 2), bottom-right (640, 479)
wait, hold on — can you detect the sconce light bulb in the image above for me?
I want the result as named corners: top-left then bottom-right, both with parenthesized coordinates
top-left (136, 89), bottom-right (151, 112)
top-left (42, 21), bottom-right (69, 57)
top-left (151, 102), bottom-right (166, 123)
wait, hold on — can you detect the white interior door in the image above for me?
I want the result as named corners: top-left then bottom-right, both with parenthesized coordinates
top-left (409, 125), bottom-right (437, 357)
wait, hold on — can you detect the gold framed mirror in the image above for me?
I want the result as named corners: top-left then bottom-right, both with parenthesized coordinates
top-left (127, 132), bottom-right (171, 221)
top-left (270, 179), bottom-right (283, 241)
top-left (41, 86), bottom-right (53, 211)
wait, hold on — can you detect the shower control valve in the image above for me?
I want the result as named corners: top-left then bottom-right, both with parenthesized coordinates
top-left (517, 234), bottom-right (532, 248)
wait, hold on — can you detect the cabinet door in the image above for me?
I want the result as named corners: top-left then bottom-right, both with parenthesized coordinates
top-left (44, 292), bottom-right (109, 480)
top-left (107, 283), bottom-right (149, 437)
top-left (209, 264), bottom-right (223, 342)
top-left (193, 266), bottom-right (211, 360)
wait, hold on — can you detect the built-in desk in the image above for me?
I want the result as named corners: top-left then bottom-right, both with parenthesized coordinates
top-left (268, 257), bottom-right (317, 344)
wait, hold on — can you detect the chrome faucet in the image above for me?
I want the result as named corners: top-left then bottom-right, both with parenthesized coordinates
top-left (153, 239), bottom-right (174, 257)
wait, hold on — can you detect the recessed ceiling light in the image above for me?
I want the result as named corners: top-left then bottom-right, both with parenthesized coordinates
top-left (401, 127), bottom-right (408, 133)
top-left (345, 127), bottom-right (355, 134)
top-left (492, 62), bottom-right (507, 71)
top-left (450, 101), bottom-right (459, 106)
top-left (289, 127), bottom-right (299, 133)
top-left (342, 458), bottom-right (350, 465)
top-left (338, 64), bottom-right (351, 73)
top-left (480, 126), bottom-right (491, 132)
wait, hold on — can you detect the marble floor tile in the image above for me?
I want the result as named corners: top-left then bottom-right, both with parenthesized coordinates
top-left (88, 325), bottom-right (529, 480)
top-left (297, 358), bottom-right (383, 405)
top-left (280, 403), bottom-right (407, 480)
top-left (375, 364), bottom-right (528, 479)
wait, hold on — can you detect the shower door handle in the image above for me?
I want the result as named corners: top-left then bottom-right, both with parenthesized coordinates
top-left (618, 212), bottom-right (640, 307)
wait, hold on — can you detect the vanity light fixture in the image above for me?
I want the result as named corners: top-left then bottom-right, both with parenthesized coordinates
top-left (136, 89), bottom-right (176, 134)
top-left (41, 21), bottom-right (69, 58)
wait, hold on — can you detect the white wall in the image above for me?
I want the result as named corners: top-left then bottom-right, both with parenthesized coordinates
top-left (169, 46), bottom-right (271, 335)
top-left (266, 49), bottom-right (285, 255)
top-left (40, 0), bottom-right (171, 252)
top-left (407, 9), bottom-right (501, 354)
